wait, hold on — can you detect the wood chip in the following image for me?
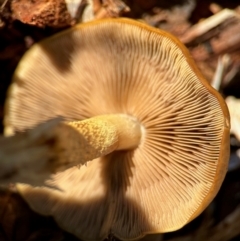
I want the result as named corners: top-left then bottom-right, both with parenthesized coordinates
top-left (226, 96), bottom-right (240, 141)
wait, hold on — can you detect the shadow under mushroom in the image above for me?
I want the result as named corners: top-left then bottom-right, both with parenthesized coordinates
top-left (18, 150), bottom-right (156, 241)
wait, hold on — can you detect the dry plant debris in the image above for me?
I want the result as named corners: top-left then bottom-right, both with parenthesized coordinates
top-left (94, 0), bottom-right (130, 19)
top-left (9, 0), bottom-right (130, 27)
top-left (11, 0), bottom-right (73, 27)
top-left (226, 96), bottom-right (240, 141)
top-left (183, 6), bottom-right (240, 82)
top-left (179, 8), bottom-right (240, 44)
top-left (65, 0), bottom-right (86, 20)
top-left (142, 0), bottom-right (195, 37)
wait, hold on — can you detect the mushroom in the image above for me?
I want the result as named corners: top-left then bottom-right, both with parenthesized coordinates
top-left (4, 18), bottom-right (230, 240)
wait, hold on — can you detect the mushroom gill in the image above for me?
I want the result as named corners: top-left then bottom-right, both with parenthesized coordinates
top-left (4, 18), bottom-right (230, 241)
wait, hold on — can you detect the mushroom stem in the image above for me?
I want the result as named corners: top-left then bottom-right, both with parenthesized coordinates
top-left (0, 114), bottom-right (142, 186)
top-left (54, 114), bottom-right (142, 171)
top-left (65, 114), bottom-right (142, 156)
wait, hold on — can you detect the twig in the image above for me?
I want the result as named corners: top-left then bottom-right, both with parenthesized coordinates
top-left (180, 8), bottom-right (239, 44)
top-left (0, 0), bottom-right (8, 27)
top-left (222, 63), bottom-right (239, 86)
top-left (0, 0), bottom-right (8, 12)
top-left (211, 54), bottom-right (231, 90)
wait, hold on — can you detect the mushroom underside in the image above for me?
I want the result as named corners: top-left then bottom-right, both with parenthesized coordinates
top-left (5, 19), bottom-right (230, 241)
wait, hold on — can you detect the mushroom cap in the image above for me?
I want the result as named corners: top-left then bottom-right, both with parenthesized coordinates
top-left (4, 18), bottom-right (230, 240)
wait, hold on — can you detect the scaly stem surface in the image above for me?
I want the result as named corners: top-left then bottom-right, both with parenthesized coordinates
top-left (60, 114), bottom-right (142, 167)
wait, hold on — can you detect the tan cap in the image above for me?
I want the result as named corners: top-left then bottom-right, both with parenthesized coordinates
top-left (4, 18), bottom-right (230, 240)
